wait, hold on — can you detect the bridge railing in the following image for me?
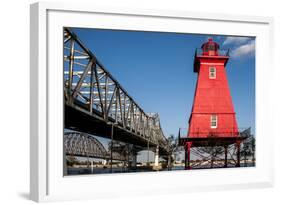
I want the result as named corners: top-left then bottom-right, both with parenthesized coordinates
top-left (63, 28), bottom-right (168, 150)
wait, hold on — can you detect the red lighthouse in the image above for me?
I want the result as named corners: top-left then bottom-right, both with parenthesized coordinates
top-left (181, 38), bottom-right (247, 169)
top-left (189, 38), bottom-right (238, 138)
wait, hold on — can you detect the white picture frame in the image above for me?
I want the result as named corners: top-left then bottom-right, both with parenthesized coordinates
top-left (30, 2), bottom-right (274, 202)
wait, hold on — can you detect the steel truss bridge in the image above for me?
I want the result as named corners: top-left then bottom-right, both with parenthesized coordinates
top-left (64, 132), bottom-right (140, 161)
top-left (63, 28), bottom-right (170, 161)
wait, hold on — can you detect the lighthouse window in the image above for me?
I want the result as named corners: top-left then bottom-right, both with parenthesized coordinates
top-left (210, 115), bottom-right (217, 128)
top-left (209, 67), bottom-right (216, 79)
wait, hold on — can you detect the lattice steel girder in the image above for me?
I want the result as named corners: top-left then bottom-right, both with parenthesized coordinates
top-left (63, 28), bottom-right (169, 152)
top-left (64, 132), bottom-right (130, 161)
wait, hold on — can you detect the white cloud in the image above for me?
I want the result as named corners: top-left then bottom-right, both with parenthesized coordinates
top-left (231, 40), bottom-right (255, 58)
top-left (223, 36), bottom-right (251, 46)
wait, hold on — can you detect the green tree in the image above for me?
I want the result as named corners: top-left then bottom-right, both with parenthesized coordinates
top-left (166, 135), bottom-right (179, 170)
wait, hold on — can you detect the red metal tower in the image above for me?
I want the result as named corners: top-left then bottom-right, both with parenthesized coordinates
top-left (189, 38), bottom-right (238, 138)
top-left (181, 38), bottom-right (247, 169)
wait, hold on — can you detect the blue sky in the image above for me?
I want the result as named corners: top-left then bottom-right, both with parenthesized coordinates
top-left (70, 27), bottom-right (255, 139)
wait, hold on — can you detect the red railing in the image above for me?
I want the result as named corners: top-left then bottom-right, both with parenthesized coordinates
top-left (178, 127), bottom-right (251, 139)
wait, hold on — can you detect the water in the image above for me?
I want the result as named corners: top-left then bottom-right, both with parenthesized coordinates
top-left (66, 162), bottom-right (254, 175)
top-left (67, 166), bottom-right (184, 175)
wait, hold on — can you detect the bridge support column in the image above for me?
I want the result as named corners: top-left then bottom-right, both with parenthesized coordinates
top-left (87, 155), bottom-right (90, 168)
top-left (236, 140), bottom-right (241, 167)
top-left (167, 155), bottom-right (171, 171)
top-left (91, 160), bottom-right (94, 173)
top-left (110, 124), bottom-right (114, 173)
top-left (224, 145), bottom-right (228, 168)
top-left (126, 144), bottom-right (130, 170)
top-left (129, 146), bottom-right (137, 170)
top-left (147, 140), bottom-right (150, 166)
top-left (154, 146), bottom-right (159, 167)
top-left (132, 153), bottom-right (137, 169)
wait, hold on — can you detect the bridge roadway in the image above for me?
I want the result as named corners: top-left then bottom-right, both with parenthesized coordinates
top-left (64, 28), bottom-right (169, 156)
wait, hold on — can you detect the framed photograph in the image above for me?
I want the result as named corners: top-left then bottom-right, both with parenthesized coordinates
top-left (30, 2), bottom-right (274, 202)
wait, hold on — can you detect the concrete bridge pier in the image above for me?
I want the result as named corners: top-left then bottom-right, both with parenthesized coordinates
top-left (131, 153), bottom-right (137, 169)
top-left (102, 159), bottom-right (107, 165)
top-left (153, 146), bottom-right (161, 171)
top-left (167, 154), bottom-right (171, 170)
top-left (154, 146), bottom-right (159, 167)
top-left (91, 160), bottom-right (94, 173)
top-left (131, 146), bottom-right (138, 169)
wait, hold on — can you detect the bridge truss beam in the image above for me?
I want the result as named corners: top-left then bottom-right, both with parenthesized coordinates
top-left (64, 132), bottom-right (141, 161)
top-left (64, 28), bottom-right (169, 154)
